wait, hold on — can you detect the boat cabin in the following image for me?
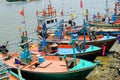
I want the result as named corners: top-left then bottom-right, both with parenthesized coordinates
top-left (44, 17), bottom-right (58, 29)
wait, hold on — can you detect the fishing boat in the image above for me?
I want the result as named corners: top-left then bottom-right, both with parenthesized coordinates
top-left (30, 41), bottom-right (101, 61)
top-left (0, 36), bottom-right (96, 80)
top-left (35, 0), bottom-right (84, 33)
top-left (87, 21), bottom-right (120, 35)
top-left (46, 22), bottom-right (117, 53)
top-left (87, 0), bottom-right (120, 35)
top-left (6, 0), bottom-right (26, 2)
top-left (63, 34), bottom-right (117, 52)
top-left (0, 54), bottom-right (96, 80)
top-left (6, 0), bottom-right (39, 2)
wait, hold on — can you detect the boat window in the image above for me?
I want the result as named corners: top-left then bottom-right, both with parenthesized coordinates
top-left (55, 19), bottom-right (57, 22)
top-left (51, 20), bottom-right (54, 23)
top-left (47, 20), bottom-right (50, 24)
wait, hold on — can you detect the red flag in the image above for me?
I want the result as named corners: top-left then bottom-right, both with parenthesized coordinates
top-left (80, 0), bottom-right (83, 8)
top-left (19, 9), bottom-right (24, 16)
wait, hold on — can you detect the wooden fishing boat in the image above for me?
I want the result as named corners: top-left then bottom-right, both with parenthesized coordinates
top-left (47, 33), bottom-right (117, 52)
top-left (31, 30), bottom-right (116, 59)
top-left (65, 35), bottom-right (116, 51)
top-left (88, 21), bottom-right (120, 28)
top-left (0, 48), bottom-right (96, 80)
top-left (87, 1), bottom-right (120, 35)
top-left (6, 0), bottom-right (26, 2)
top-left (87, 21), bottom-right (120, 35)
top-left (30, 43), bottom-right (101, 61)
top-left (6, 0), bottom-right (38, 2)
top-left (4, 55), bottom-right (96, 80)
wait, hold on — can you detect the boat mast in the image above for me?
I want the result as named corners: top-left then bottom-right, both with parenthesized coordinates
top-left (21, 5), bottom-right (26, 30)
top-left (105, 0), bottom-right (109, 16)
top-left (70, 32), bottom-right (77, 66)
top-left (17, 66), bottom-right (23, 80)
top-left (83, 19), bottom-right (86, 51)
top-left (105, 0), bottom-right (110, 24)
top-left (114, 0), bottom-right (120, 15)
top-left (115, 2), bottom-right (117, 14)
top-left (36, 0), bottom-right (56, 24)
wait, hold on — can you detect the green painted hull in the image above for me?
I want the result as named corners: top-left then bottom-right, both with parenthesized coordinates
top-left (54, 45), bottom-right (101, 61)
top-left (6, 0), bottom-right (26, 2)
top-left (84, 36), bottom-right (117, 51)
top-left (88, 22), bottom-right (120, 35)
top-left (10, 59), bottom-right (96, 80)
top-left (11, 66), bottom-right (94, 80)
top-left (88, 22), bottom-right (120, 28)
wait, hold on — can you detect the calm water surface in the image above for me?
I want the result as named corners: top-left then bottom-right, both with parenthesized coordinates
top-left (0, 0), bottom-right (115, 52)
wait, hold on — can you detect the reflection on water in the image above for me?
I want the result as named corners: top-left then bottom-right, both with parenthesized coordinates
top-left (0, 0), bottom-right (115, 52)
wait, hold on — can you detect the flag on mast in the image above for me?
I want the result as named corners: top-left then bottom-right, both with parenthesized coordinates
top-left (61, 10), bottom-right (64, 16)
top-left (49, 0), bottom-right (51, 4)
top-left (80, 0), bottom-right (83, 8)
top-left (19, 9), bottom-right (24, 16)
top-left (106, 0), bottom-right (108, 9)
top-left (21, 21), bottom-right (25, 24)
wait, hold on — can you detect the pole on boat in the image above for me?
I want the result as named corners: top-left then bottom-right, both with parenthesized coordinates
top-left (70, 33), bottom-right (77, 66)
top-left (83, 19), bottom-right (86, 51)
top-left (17, 66), bottom-right (23, 80)
top-left (22, 5), bottom-right (26, 30)
top-left (118, 23), bottom-right (120, 44)
top-left (19, 26), bottom-right (22, 37)
top-left (105, 0), bottom-right (108, 15)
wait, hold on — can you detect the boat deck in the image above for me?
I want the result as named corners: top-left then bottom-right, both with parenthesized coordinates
top-left (0, 53), bottom-right (79, 73)
top-left (47, 34), bottom-right (104, 41)
top-left (26, 60), bottom-right (68, 73)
